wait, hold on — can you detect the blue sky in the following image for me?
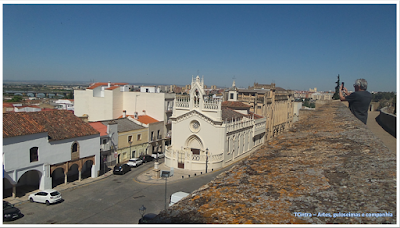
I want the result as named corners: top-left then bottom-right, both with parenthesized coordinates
top-left (2, 3), bottom-right (398, 92)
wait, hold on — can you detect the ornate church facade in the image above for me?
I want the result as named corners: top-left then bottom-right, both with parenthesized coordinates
top-left (165, 76), bottom-right (266, 171)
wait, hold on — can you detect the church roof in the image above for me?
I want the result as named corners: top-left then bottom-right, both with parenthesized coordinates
top-left (221, 107), bottom-right (246, 121)
top-left (221, 101), bottom-right (251, 109)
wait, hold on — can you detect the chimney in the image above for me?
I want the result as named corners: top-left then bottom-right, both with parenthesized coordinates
top-left (134, 112), bottom-right (138, 119)
top-left (108, 81), bottom-right (111, 88)
top-left (143, 110), bottom-right (146, 115)
top-left (123, 110), bottom-right (126, 118)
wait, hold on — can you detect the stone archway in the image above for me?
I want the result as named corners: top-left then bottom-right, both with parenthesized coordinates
top-left (67, 164), bottom-right (79, 183)
top-left (82, 160), bottom-right (94, 179)
top-left (51, 167), bottom-right (65, 188)
top-left (17, 170), bottom-right (41, 197)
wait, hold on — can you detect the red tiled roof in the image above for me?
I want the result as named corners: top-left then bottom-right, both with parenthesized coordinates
top-left (105, 86), bottom-right (120, 90)
top-left (117, 114), bottom-right (159, 124)
top-left (3, 112), bottom-right (47, 138)
top-left (137, 115), bottom-right (159, 124)
top-left (221, 107), bottom-right (245, 121)
top-left (221, 101), bottom-right (251, 109)
top-left (3, 103), bottom-right (14, 108)
top-left (3, 110), bottom-right (99, 141)
top-left (247, 112), bottom-right (264, 119)
top-left (88, 122), bottom-right (108, 136)
top-left (87, 82), bottom-right (128, 90)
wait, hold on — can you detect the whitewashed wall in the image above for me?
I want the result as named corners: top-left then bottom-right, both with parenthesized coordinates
top-left (3, 133), bottom-right (100, 190)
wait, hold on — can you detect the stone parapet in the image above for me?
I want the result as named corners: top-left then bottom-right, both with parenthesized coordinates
top-left (153, 102), bottom-right (396, 224)
top-left (377, 107), bottom-right (396, 137)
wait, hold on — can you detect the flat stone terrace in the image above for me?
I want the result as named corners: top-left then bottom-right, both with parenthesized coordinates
top-left (154, 101), bottom-right (397, 224)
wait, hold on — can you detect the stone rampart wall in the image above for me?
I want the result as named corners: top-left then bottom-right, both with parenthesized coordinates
top-left (299, 108), bottom-right (315, 121)
top-left (153, 102), bottom-right (396, 224)
top-left (378, 107), bottom-right (396, 137)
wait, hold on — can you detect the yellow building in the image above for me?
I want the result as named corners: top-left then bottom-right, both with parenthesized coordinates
top-left (101, 118), bottom-right (149, 164)
top-left (226, 81), bottom-right (294, 141)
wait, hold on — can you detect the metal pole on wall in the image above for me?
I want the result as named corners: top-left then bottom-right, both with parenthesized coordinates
top-left (205, 148), bottom-right (208, 174)
top-left (164, 177), bottom-right (167, 211)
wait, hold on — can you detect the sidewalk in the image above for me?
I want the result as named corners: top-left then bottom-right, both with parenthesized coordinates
top-left (4, 169), bottom-right (115, 206)
top-left (135, 162), bottom-right (218, 184)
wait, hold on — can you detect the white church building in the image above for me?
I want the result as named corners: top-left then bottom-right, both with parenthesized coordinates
top-left (165, 76), bottom-right (266, 171)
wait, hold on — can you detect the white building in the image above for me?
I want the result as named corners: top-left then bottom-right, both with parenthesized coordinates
top-left (14, 105), bottom-right (41, 112)
top-left (165, 76), bottom-right (266, 171)
top-left (74, 81), bottom-right (175, 147)
top-left (140, 86), bottom-right (161, 93)
top-left (3, 110), bottom-right (100, 198)
top-left (293, 101), bottom-right (303, 123)
top-left (53, 99), bottom-right (74, 111)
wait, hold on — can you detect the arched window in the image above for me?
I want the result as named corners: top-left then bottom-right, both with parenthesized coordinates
top-left (71, 142), bottom-right (80, 160)
top-left (30, 147), bottom-right (39, 162)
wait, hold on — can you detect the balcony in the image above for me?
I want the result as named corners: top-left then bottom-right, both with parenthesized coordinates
top-left (100, 143), bottom-right (112, 151)
top-left (150, 135), bottom-right (163, 142)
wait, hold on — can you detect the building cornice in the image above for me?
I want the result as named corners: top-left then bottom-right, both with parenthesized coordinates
top-left (170, 109), bottom-right (223, 126)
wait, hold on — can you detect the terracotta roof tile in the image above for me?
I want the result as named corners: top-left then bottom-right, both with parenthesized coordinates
top-left (221, 107), bottom-right (246, 121)
top-left (3, 103), bottom-right (14, 108)
top-left (137, 115), bottom-right (159, 124)
top-left (88, 122), bottom-right (108, 136)
top-left (221, 101), bottom-right (251, 109)
top-left (3, 112), bottom-right (47, 138)
top-left (3, 110), bottom-right (99, 141)
top-left (105, 86), bottom-right (120, 90)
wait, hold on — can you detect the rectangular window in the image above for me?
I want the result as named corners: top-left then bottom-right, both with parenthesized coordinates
top-left (102, 139), bottom-right (107, 144)
top-left (191, 148), bottom-right (200, 155)
top-left (157, 130), bottom-right (160, 139)
top-left (151, 131), bottom-right (154, 141)
top-left (137, 134), bottom-right (142, 141)
top-left (30, 147), bottom-right (39, 162)
top-left (128, 135), bottom-right (133, 143)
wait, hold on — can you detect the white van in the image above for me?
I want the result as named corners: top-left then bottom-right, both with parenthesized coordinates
top-left (169, 191), bottom-right (189, 207)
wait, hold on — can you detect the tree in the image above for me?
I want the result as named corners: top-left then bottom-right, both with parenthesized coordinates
top-left (332, 74), bottom-right (340, 100)
top-left (6, 95), bottom-right (23, 102)
top-left (66, 91), bottom-right (74, 99)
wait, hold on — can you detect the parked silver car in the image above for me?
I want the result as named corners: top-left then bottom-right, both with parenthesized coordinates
top-left (127, 158), bottom-right (143, 167)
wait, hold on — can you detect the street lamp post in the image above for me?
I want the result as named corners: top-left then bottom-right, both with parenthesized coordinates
top-left (161, 171), bottom-right (170, 211)
top-left (129, 140), bottom-right (132, 158)
top-left (205, 148), bottom-right (208, 174)
top-left (164, 176), bottom-right (167, 211)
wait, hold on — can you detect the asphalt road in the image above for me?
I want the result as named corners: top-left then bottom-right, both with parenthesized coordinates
top-left (6, 161), bottom-right (231, 224)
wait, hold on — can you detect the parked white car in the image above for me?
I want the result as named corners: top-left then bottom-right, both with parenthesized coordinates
top-left (169, 191), bottom-right (189, 207)
top-left (29, 189), bottom-right (62, 206)
top-left (127, 158), bottom-right (143, 167)
top-left (151, 153), bottom-right (165, 159)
